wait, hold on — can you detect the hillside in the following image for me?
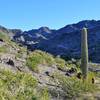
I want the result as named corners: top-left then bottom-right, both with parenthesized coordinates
top-left (0, 26), bottom-right (100, 100)
top-left (11, 20), bottom-right (100, 63)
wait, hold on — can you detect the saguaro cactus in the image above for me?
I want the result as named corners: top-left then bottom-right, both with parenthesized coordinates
top-left (81, 28), bottom-right (88, 79)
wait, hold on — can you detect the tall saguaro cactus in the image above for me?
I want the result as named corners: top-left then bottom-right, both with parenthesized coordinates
top-left (81, 28), bottom-right (88, 79)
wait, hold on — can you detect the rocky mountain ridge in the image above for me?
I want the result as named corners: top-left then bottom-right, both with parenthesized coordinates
top-left (1, 20), bottom-right (100, 63)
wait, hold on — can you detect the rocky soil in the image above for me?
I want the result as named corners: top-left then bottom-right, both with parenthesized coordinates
top-left (0, 37), bottom-right (100, 99)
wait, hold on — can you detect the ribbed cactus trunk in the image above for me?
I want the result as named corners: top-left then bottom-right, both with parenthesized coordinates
top-left (81, 28), bottom-right (88, 79)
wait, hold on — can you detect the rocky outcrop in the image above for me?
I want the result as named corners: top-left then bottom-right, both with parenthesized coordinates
top-left (13, 26), bottom-right (55, 46)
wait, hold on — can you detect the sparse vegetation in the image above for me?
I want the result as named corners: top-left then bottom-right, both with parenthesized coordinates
top-left (53, 72), bottom-right (98, 99)
top-left (39, 87), bottom-right (50, 100)
top-left (0, 46), bottom-right (8, 53)
top-left (0, 32), bottom-right (10, 42)
top-left (26, 50), bottom-right (68, 72)
top-left (0, 69), bottom-right (38, 100)
top-left (0, 68), bottom-right (52, 100)
top-left (55, 57), bottom-right (66, 69)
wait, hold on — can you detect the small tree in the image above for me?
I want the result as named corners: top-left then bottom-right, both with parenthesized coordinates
top-left (81, 28), bottom-right (88, 79)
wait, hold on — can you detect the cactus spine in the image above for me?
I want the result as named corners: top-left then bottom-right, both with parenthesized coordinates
top-left (81, 28), bottom-right (88, 79)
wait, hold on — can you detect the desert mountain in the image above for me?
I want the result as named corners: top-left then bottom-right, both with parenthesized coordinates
top-left (11, 20), bottom-right (100, 63)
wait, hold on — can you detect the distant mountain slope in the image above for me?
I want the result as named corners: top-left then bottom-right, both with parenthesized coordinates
top-left (36, 20), bottom-right (100, 62)
top-left (13, 26), bottom-right (56, 46)
top-left (0, 20), bottom-right (100, 63)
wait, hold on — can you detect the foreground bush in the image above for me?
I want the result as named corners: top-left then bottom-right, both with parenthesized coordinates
top-left (26, 50), bottom-right (54, 72)
top-left (0, 69), bottom-right (51, 100)
top-left (0, 69), bottom-right (38, 100)
top-left (0, 46), bottom-right (8, 53)
top-left (26, 50), bottom-right (67, 72)
top-left (0, 32), bottom-right (10, 41)
top-left (53, 72), bottom-right (98, 99)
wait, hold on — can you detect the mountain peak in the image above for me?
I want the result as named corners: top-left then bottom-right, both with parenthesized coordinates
top-left (38, 27), bottom-right (52, 33)
top-left (57, 19), bottom-right (100, 33)
top-left (74, 19), bottom-right (100, 29)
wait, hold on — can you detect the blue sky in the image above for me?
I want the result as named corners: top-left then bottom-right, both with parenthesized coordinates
top-left (0, 0), bottom-right (100, 30)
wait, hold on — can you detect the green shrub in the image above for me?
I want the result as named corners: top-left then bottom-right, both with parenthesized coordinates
top-left (95, 72), bottom-right (100, 78)
top-left (0, 46), bottom-right (8, 53)
top-left (26, 50), bottom-right (75, 72)
top-left (55, 57), bottom-right (66, 69)
top-left (0, 69), bottom-right (38, 100)
top-left (53, 72), bottom-right (97, 99)
top-left (39, 87), bottom-right (50, 100)
top-left (26, 50), bottom-right (55, 72)
top-left (0, 32), bottom-right (10, 41)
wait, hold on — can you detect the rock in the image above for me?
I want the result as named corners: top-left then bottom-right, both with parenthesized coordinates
top-left (0, 39), bottom-right (4, 42)
top-left (6, 59), bottom-right (14, 66)
top-left (57, 67), bottom-right (66, 72)
top-left (94, 94), bottom-right (100, 100)
top-left (67, 67), bottom-right (77, 74)
top-left (45, 71), bottom-right (50, 76)
top-left (65, 72), bottom-right (71, 76)
top-left (88, 66), bottom-right (100, 73)
top-left (65, 67), bottom-right (77, 77)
